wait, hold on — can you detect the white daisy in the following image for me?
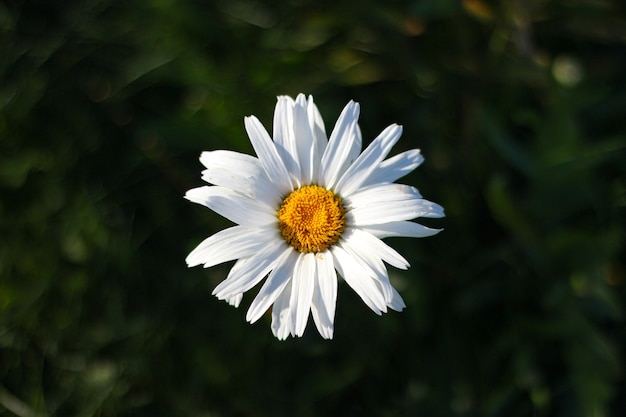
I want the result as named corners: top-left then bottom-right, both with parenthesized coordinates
top-left (186, 94), bottom-right (444, 340)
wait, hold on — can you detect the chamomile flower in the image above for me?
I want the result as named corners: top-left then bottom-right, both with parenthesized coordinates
top-left (186, 94), bottom-right (444, 340)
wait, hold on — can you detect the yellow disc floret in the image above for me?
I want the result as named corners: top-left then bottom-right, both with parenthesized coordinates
top-left (277, 185), bottom-right (346, 253)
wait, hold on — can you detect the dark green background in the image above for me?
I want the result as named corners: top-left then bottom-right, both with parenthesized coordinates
top-left (1, 0), bottom-right (625, 416)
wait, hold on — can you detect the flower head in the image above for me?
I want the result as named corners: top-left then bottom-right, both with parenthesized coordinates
top-left (186, 94), bottom-right (444, 340)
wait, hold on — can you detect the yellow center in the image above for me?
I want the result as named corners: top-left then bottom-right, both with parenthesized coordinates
top-left (277, 185), bottom-right (346, 253)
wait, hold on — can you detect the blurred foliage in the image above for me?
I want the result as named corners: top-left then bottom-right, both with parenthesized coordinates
top-left (1, 0), bottom-right (625, 416)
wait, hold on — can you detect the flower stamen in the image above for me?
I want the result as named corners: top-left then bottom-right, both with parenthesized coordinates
top-left (277, 185), bottom-right (346, 253)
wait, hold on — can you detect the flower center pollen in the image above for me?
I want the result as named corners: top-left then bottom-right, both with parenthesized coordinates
top-left (277, 185), bottom-right (346, 253)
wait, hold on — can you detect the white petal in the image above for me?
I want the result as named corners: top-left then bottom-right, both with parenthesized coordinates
top-left (307, 96), bottom-right (328, 184)
top-left (334, 124), bottom-right (403, 197)
top-left (348, 197), bottom-right (445, 225)
top-left (331, 246), bottom-right (387, 315)
top-left (345, 228), bottom-right (409, 270)
top-left (200, 150), bottom-right (258, 178)
top-left (185, 186), bottom-right (277, 228)
top-left (344, 183), bottom-right (422, 210)
top-left (360, 221), bottom-right (443, 239)
top-left (340, 231), bottom-right (394, 302)
top-left (319, 101), bottom-right (360, 189)
top-left (293, 94), bottom-right (316, 185)
top-left (271, 279), bottom-right (293, 340)
top-left (349, 125), bottom-right (363, 168)
top-left (416, 200), bottom-right (445, 218)
top-left (244, 116), bottom-right (293, 195)
top-left (361, 149), bottom-right (424, 188)
top-left (246, 249), bottom-right (298, 324)
top-left (307, 95), bottom-right (327, 145)
top-left (310, 251), bottom-right (337, 339)
top-left (387, 287), bottom-right (406, 311)
top-left (340, 234), bottom-right (406, 311)
top-left (226, 293), bottom-right (243, 307)
top-left (199, 150), bottom-right (281, 207)
top-left (290, 252), bottom-right (316, 337)
top-left (273, 96), bottom-right (301, 188)
top-left (273, 96), bottom-right (294, 152)
top-left (185, 226), bottom-right (269, 268)
top-left (212, 241), bottom-right (288, 300)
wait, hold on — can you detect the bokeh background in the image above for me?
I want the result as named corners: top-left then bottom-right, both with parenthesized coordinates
top-left (1, 0), bottom-right (625, 416)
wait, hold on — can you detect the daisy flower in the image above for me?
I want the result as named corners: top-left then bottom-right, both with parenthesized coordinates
top-left (186, 94), bottom-right (444, 340)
